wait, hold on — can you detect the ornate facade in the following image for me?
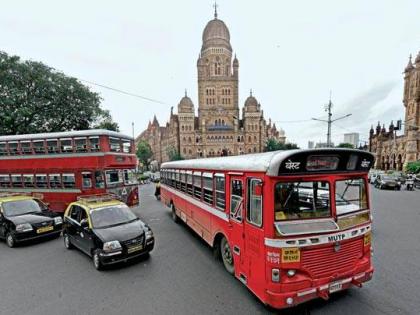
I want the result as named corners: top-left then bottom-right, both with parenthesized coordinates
top-left (369, 51), bottom-right (420, 170)
top-left (137, 9), bottom-right (285, 164)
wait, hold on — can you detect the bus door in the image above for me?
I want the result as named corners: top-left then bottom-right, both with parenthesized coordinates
top-left (243, 177), bottom-right (265, 287)
top-left (228, 176), bottom-right (246, 280)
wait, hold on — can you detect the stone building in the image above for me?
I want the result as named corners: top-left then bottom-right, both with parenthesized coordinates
top-left (369, 51), bottom-right (420, 170)
top-left (137, 9), bottom-right (285, 164)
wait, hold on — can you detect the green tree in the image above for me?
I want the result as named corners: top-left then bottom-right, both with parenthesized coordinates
top-left (136, 140), bottom-right (153, 169)
top-left (336, 143), bottom-right (354, 149)
top-left (94, 109), bottom-right (120, 131)
top-left (265, 138), bottom-right (299, 151)
top-left (0, 51), bottom-right (118, 135)
top-left (167, 146), bottom-right (184, 161)
top-left (406, 161), bottom-right (420, 174)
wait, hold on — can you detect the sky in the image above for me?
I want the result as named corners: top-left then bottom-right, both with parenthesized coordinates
top-left (1, 0), bottom-right (419, 148)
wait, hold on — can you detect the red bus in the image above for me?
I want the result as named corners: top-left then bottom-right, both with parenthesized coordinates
top-left (0, 129), bottom-right (139, 212)
top-left (160, 149), bottom-right (374, 309)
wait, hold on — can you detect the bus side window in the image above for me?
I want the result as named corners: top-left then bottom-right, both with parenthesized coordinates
top-left (49, 174), bottom-right (62, 188)
top-left (230, 179), bottom-right (243, 221)
top-left (247, 178), bottom-right (263, 227)
top-left (82, 172), bottom-right (92, 189)
top-left (203, 173), bottom-right (213, 205)
top-left (63, 173), bottom-right (76, 188)
top-left (0, 174), bottom-right (10, 188)
top-left (95, 171), bottom-right (105, 188)
top-left (193, 171), bottom-right (202, 200)
top-left (11, 174), bottom-right (23, 188)
top-left (89, 137), bottom-right (100, 152)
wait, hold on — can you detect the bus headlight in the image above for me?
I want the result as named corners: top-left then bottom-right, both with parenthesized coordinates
top-left (287, 269), bottom-right (296, 277)
top-left (103, 241), bottom-right (122, 252)
top-left (15, 223), bottom-right (33, 232)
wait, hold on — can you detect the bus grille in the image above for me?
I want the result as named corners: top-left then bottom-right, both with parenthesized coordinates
top-left (301, 238), bottom-right (363, 278)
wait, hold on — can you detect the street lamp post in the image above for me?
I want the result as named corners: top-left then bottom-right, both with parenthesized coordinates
top-left (312, 97), bottom-right (352, 147)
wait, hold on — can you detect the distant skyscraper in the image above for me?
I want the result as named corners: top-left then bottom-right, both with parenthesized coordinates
top-left (343, 133), bottom-right (359, 148)
top-left (308, 141), bottom-right (314, 149)
top-left (315, 142), bottom-right (334, 148)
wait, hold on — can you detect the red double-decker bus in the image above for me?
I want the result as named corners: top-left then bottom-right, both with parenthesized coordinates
top-left (160, 149), bottom-right (374, 309)
top-left (0, 130), bottom-right (139, 212)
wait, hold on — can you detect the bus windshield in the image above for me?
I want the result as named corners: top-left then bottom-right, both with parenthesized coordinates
top-left (274, 181), bottom-right (331, 221)
top-left (335, 178), bottom-right (368, 215)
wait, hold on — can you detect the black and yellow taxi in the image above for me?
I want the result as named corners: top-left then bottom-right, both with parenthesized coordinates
top-left (63, 195), bottom-right (154, 270)
top-left (0, 193), bottom-right (63, 247)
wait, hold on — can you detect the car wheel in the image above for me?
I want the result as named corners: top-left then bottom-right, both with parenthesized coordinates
top-left (171, 204), bottom-right (180, 224)
top-left (63, 233), bottom-right (74, 249)
top-left (220, 236), bottom-right (234, 275)
top-left (6, 233), bottom-right (16, 248)
top-left (93, 250), bottom-right (103, 271)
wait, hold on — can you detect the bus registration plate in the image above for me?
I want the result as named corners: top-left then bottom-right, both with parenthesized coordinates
top-left (329, 282), bottom-right (342, 293)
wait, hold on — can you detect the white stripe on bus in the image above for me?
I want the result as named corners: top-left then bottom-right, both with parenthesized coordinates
top-left (264, 224), bottom-right (371, 248)
top-left (0, 152), bottom-right (135, 160)
top-left (0, 188), bottom-right (81, 193)
top-left (162, 184), bottom-right (229, 222)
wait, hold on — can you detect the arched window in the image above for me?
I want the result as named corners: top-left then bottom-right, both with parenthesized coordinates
top-left (222, 119), bottom-right (225, 125)
top-left (248, 136), bottom-right (251, 142)
top-left (183, 148), bottom-right (186, 154)
top-left (215, 119), bottom-right (218, 125)
top-left (215, 63), bottom-right (221, 75)
top-left (253, 147), bottom-right (257, 153)
top-left (237, 136), bottom-right (240, 142)
top-left (188, 149), bottom-right (192, 154)
top-left (188, 137), bottom-right (192, 143)
top-left (181, 126), bottom-right (184, 131)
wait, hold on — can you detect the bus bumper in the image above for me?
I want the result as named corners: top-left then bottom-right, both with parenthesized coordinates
top-left (265, 267), bottom-right (373, 309)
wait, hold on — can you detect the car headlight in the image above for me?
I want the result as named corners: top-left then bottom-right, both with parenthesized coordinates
top-left (15, 223), bottom-right (33, 232)
top-left (146, 230), bottom-right (154, 240)
top-left (54, 217), bottom-right (63, 225)
top-left (103, 241), bottom-right (122, 252)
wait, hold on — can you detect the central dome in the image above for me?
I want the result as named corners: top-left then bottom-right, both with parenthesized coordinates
top-left (202, 18), bottom-right (230, 43)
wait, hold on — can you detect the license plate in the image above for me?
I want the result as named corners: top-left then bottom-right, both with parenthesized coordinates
top-left (329, 282), bottom-right (343, 293)
top-left (127, 244), bottom-right (143, 254)
top-left (37, 226), bottom-right (54, 234)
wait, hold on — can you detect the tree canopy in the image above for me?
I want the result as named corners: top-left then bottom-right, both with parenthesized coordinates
top-left (406, 161), bottom-right (420, 174)
top-left (336, 143), bottom-right (355, 149)
top-left (265, 138), bottom-right (299, 151)
top-left (167, 146), bottom-right (184, 161)
top-left (136, 140), bottom-right (153, 169)
top-left (0, 51), bottom-right (119, 135)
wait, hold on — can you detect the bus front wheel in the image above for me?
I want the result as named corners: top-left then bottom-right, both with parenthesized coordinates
top-left (220, 237), bottom-right (234, 275)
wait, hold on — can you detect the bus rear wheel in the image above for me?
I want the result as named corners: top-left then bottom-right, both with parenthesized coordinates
top-left (171, 204), bottom-right (180, 223)
top-left (220, 237), bottom-right (234, 275)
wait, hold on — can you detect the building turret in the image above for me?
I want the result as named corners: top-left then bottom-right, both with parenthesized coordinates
top-left (389, 120), bottom-right (395, 134)
top-left (233, 54), bottom-right (239, 78)
top-left (376, 121), bottom-right (381, 135)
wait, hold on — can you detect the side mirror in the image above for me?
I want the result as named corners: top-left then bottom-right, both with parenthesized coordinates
top-left (80, 219), bottom-right (89, 229)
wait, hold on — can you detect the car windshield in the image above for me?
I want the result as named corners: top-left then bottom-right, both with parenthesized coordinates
top-left (335, 178), bottom-right (368, 215)
top-left (90, 204), bottom-right (137, 228)
top-left (274, 181), bottom-right (331, 220)
top-left (3, 199), bottom-right (43, 217)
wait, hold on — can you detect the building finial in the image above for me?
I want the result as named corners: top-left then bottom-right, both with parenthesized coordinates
top-left (213, 1), bottom-right (218, 19)
top-left (185, 89), bottom-right (187, 97)
top-left (250, 89), bottom-right (253, 97)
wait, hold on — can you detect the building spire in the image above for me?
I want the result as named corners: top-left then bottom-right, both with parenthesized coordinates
top-left (250, 89), bottom-right (253, 97)
top-left (213, 1), bottom-right (218, 19)
top-left (185, 89), bottom-right (187, 97)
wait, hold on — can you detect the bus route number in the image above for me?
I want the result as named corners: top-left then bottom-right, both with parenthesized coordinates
top-left (281, 248), bottom-right (300, 263)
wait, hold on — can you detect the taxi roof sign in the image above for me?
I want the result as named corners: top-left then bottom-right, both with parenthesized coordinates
top-left (77, 193), bottom-right (121, 205)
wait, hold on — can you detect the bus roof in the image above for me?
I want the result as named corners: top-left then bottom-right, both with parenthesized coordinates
top-left (0, 129), bottom-right (133, 142)
top-left (161, 148), bottom-right (374, 176)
